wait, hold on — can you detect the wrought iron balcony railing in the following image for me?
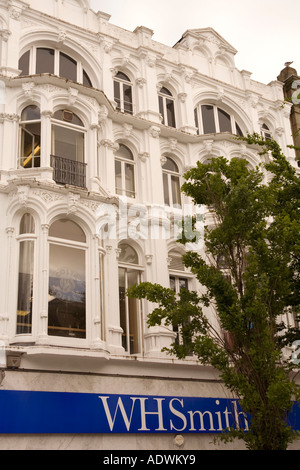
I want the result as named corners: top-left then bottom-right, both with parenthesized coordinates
top-left (51, 155), bottom-right (87, 188)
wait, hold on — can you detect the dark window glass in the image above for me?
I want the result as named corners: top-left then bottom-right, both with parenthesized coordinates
top-left (59, 52), bottom-right (77, 82)
top-left (83, 70), bottom-right (92, 87)
top-left (53, 110), bottom-right (84, 127)
top-left (114, 80), bottom-right (121, 110)
top-left (194, 108), bottom-right (199, 134)
top-left (49, 219), bottom-right (86, 243)
top-left (201, 105), bottom-right (216, 134)
top-left (19, 51), bottom-right (30, 76)
top-left (115, 71), bottom-right (130, 81)
top-left (218, 108), bottom-right (232, 133)
top-left (52, 125), bottom-right (84, 162)
top-left (20, 214), bottom-right (35, 235)
top-left (163, 157), bottom-right (179, 173)
top-left (159, 95), bottom-right (165, 124)
top-left (48, 243), bottom-right (86, 339)
top-left (166, 99), bottom-right (176, 128)
top-left (124, 84), bottom-right (133, 114)
top-left (160, 87), bottom-right (172, 97)
top-left (36, 48), bottom-right (55, 74)
top-left (21, 105), bottom-right (41, 122)
top-left (17, 240), bottom-right (34, 335)
top-left (235, 122), bottom-right (243, 136)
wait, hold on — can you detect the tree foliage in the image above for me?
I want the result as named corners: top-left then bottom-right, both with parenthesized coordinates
top-left (127, 134), bottom-right (300, 450)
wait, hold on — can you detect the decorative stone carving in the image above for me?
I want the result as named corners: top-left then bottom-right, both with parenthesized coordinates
top-left (149, 126), bottom-right (161, 139)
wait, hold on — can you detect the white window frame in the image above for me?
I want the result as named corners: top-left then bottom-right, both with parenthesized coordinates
top-left (194, 104), bottom-right (243, 136)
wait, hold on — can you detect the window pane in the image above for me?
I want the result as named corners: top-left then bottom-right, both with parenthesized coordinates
top-left (201, 105), bottom-right (216, 134)
top-left (116, 144), bottom-right (134, 161)
top-left (114, 80), bottom-right (121, 110)
top-left (127, 269), bottom-right (140, 354)
top-left (20, 214), bottom-right (35, 235)
top-left (163, 172), bottom-right (170, 206)
top-left (119, 244), bottom-right (139, 264)
top-left (115, 159), bottom-right (122, 195)
top-left (125, 163), bottom-right (135, 197)
top-left (49, 219), bottom-right (86, 243)
top-left (83, 70), bottom-right (92, 87)
top-left (59, 52), bottom-right (77, 82)
top-left (171, 175), bottom-right (181, 207)
top-left (163, 157), bottom-right (179, 173)
top-left (52, 125), bottom-right (84, 162)
top-left (19, 51), bottom-right (30, 76)
top-left (194, 108), bottom-right (199, 134)
top-left (21, 105), bottom-right (41, 122)
top-left (115, 72), bottom-right (130, 82)
top-left (123, 84), bottom-right (133, 114)
top-left (166, 99), bottom-right (176, 128)
top-left (118, 267), bottom-right (127, 350)
top-left (20, 123), bottom-right (41, 168)
top-left (218, 108), bottom-right (232, 133)
top-left (235, 122), bottom-right (243, 136)
top-left (17, 241), bottom-right (34, 335)
top-left (36, 48), bottom-right (55, 74)
top-left (53, 110), bottom-right (84, 127)
top-left (158, 95), bottom-right (165, 124)
top-left (48, 244), bottom-right (86, 339)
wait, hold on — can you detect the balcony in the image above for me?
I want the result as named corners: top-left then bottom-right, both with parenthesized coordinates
top-left (51, 155), bottom-right (87, 189)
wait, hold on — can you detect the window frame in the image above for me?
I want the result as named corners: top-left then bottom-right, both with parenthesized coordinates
top-left (158, 87), bottom-right (176, 128)
top-left (15, 213), bottom-right (38, 338)
top-left (162, 156), bottom-right (182, 208)
top-left (47, 219), bottom-right (88, 342)
top-left (114, 144), bottom-right (136, 199)
top-left (194, 104), bottom-right (243, 136)
top-left (19, 105), bottom-right (41, 169)
top-left (118, 244), bottom-right (143, 355)
top-left (113, 72), bottom-right (133, 115)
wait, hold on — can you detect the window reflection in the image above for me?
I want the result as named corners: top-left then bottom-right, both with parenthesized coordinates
top-left (20, 105), bottom-right (41, 169)
top-left (36, 48), bottom-right (55, 74)
top-left (118, 244), bottom-right (141, 354)
top-left (158, 87), bottom-right (176, 128)
top-left (48, 220), bottom-right (86, 339)
top-left (114, 72), bottom-right (133, 114)
top-left (115, 144), bottom-right (135, 198)
top-left (162, 157), bottom-right (181, 208)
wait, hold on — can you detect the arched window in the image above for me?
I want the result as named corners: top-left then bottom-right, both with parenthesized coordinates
top-left (19, 105), bottom-right (41, 169)
top-left (115, 144), bottom-right (136, 198)
top-left (162, 157), bottom-right (181, 207)
top-left (18, 48), bottom-right (93, 87)
top-left (194, 104), bottom-right (243, 136)
top-left (118, 243), bottom-right (142, 354)
top-left (261, 123), bottom-right (272, 141)
top-left (48, 219), bottom-right (87, 339)
top-left (51, 110), bottom-right (86, 188)
top-left (114, 72), bottom-right (133, 114)
top-left (16, 213), bottom-right (36, 335)
top-left (158, 87), bottom-right (176, 128)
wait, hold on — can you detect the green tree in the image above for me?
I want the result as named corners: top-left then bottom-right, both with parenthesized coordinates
top-left (127, 134), bottom-right (300, 450)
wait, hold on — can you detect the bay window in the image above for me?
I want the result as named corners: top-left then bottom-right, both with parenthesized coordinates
top-left (18, 48), bottom-right (93, 87)
top-left (194, 104), bottom-right (243, 136)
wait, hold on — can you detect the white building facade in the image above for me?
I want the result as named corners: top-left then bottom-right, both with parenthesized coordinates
top-left (0, 0), bottom-right (298, 450)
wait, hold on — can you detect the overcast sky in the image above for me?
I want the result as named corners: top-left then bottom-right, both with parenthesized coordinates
top-left (90, 0), bottom-right (299, 85)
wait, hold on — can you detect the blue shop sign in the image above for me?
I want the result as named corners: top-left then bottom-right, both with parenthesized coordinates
top-left (0, 390), bottom-right (299, 434)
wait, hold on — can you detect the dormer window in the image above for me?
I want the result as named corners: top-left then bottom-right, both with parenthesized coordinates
top-left (18, 48), bottom-right (93, 87)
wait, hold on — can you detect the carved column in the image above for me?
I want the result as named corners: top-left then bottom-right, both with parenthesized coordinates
top-left (36, 224), bottom-right (50, 345)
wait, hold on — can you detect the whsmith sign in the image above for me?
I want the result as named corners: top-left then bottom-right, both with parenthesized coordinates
top-left (0, 391), bottom-right (299, 434)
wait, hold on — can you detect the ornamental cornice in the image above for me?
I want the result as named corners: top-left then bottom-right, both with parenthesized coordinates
top-left (0, 113), bottom-right (20, 123)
